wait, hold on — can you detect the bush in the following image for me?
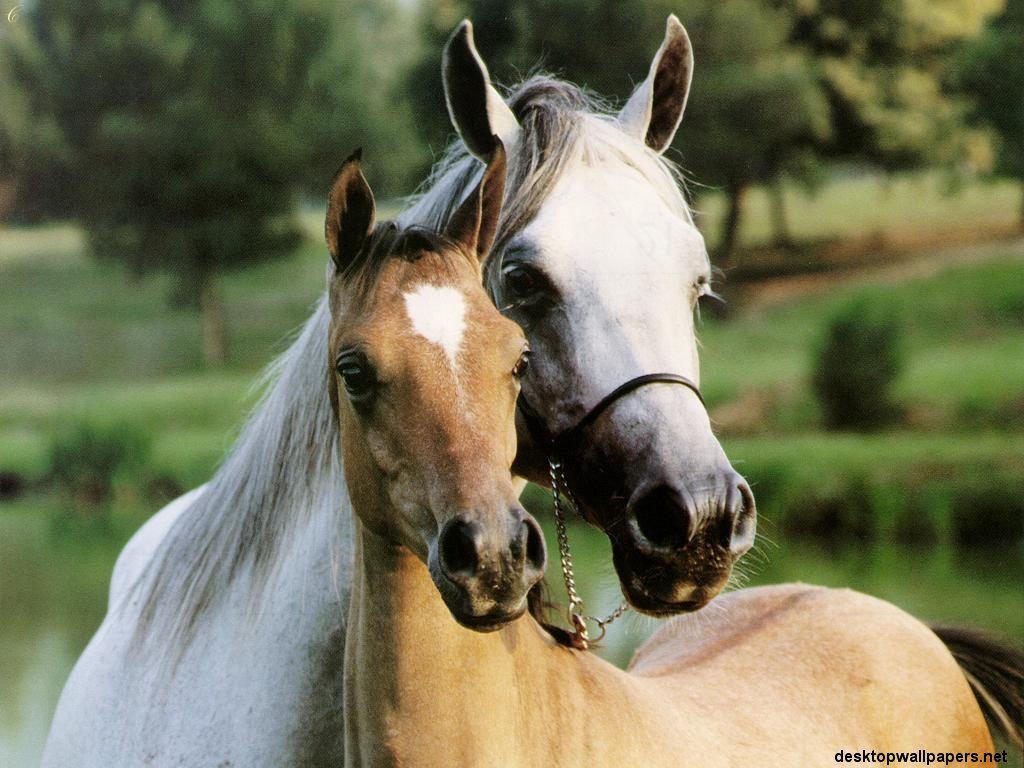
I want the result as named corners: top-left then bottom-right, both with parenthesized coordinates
top-left (950, 483), bottom-right (1024, 549)
top-left (48, 420), bottom-right (152, 506)
top-left (812, 300), bottom-right (904, 430)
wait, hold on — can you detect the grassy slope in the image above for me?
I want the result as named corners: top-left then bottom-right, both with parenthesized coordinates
top-left (700, 252), bottom-right (1024, 420)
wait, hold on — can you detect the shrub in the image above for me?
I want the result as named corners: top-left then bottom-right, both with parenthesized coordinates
top-left (48, 420), bottom-right (152, 506)
top-left (950, 482), bottom-right (1024, 549)
top-left (812, 300), bottom-right (904, 430)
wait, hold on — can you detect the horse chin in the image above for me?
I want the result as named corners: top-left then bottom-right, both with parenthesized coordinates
top-left (620, 580), bottom-right (713, 617)
top-left (429, 570), bottom-right (528, 631)
top-left (450, 603), bottom-right (527, 633)
top-left (611, 544), bottom-right (731, 617)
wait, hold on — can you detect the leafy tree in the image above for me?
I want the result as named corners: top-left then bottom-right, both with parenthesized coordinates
top-left (957, 0), bottom-right (1024, 226)
top-left (6, 0), bottom-right (417, 364)
top-left (672, 1), bottom-right (829, 262)
top-left (0, 37), bottom-right (29, 218)
top-left (770, 0), bottom-right (1001, 171)
top-left (299, 0), bottom-right (423, 197)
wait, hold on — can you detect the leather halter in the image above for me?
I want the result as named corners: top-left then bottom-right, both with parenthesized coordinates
top-left (517, 373), bottom-right (706, 456)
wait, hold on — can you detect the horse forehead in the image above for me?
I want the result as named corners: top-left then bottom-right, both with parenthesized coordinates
top-left (402, 283), bottom-right (468, 366)
top-left (520, 164), bottom-right (706, 281)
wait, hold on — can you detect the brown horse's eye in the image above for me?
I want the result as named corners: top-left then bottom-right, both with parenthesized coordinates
top-left (337, 351), bottom-right (376, 403)
top-left (512, 349), bottom-right (531, 378)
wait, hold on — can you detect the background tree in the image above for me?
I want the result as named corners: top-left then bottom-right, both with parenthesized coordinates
top-left (299, 0), bottom-right (422, 197)
top-left (6, 0), bottom-right (417, 364)
top-left (957, 0), bottom-right (1024, 227)
top-left (0, 40), bottom-right (30, 219)
top-left (672, 1), bottom-right (829, 264)
top-left (770, 0), bottom-right (1000, 170)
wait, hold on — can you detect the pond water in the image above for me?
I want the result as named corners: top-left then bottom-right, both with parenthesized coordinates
top-left (2, 500), bottom-right (1021, 766)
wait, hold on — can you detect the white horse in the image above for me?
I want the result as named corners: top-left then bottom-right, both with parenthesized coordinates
top-left (44, 18), bottom-right (755, 767)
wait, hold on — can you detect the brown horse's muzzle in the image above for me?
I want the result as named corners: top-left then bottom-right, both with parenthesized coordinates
top-left (430, 507), bottom-right (547, 631)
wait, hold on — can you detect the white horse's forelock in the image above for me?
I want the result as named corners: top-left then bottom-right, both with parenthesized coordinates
top-left (135, 75), bottom-right (694, 653)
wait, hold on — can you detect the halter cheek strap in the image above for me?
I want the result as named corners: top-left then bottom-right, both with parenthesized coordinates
top-left (517, 372), bottom-right (706, 456)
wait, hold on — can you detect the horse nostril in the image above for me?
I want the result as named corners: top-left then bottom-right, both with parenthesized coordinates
top-left (439, 517), bottom-right (481, 580)
top-left (630, 484), bottom-right (694, 552)
top-left (711, 476), bottom-right (757, 554)
top-left (523, 515), bottom-right (546, 572)
top-left (730, 480), bottom-right (757, 556)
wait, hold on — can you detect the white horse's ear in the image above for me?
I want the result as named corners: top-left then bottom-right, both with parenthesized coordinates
top-left (618, 15), bottom-right (694, 154)
top-left (443, 20), bottom-right (521, 160)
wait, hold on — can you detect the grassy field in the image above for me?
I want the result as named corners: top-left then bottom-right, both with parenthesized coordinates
top-left (0, 169), bottom-right (1021, 503)
top-left (700, 249), bottom-right (1024, 426)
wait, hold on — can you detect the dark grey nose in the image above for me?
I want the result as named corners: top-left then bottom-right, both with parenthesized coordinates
top-left (438, 508), bottom-right (546, 599)
top-left (627, 473), bottom-right (756, 556)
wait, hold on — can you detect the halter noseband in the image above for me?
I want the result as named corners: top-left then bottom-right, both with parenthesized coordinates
top-left (517, 372), bottom-right (706, 456)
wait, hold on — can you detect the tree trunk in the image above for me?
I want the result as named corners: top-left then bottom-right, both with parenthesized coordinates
top-left (199, 271), bottom-right (227, 366)
top-left (769, 175), bottom-right (793, 248)
top-left (717, 181), bottom-right (749, 270)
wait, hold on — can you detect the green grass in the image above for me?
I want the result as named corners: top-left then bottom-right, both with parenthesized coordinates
top-left (698, 249), bottom-right (1024, 428)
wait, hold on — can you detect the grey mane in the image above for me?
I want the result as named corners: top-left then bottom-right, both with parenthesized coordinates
top-left (135, 75), bottom-right (693, 651)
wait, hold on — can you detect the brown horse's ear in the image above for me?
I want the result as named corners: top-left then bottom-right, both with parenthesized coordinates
top-left (326, 148), bottom-right (376, 272)
top-left (445, 139), bottom-right (507, 263)
top-left (617, 15), bottom-right (694, 154)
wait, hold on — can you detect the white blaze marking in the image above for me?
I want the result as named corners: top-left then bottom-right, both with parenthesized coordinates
top-left (403, 284), bottom-right (467, 368)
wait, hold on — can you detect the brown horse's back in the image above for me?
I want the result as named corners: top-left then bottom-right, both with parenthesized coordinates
top-left (628, 584), bottom-right (993, 760)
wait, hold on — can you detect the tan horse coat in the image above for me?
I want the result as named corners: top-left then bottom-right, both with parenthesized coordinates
top-left (344, 531), bottom-right (991, 768)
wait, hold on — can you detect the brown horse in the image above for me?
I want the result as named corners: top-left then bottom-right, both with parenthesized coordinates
top-left (326, 146), bottom-right (1022, 767)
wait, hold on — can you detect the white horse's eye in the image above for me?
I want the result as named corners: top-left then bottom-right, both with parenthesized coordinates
top-left (693, 279), bottom-right (710, 301)
top-left (503, 263), bottom-right (541, 298)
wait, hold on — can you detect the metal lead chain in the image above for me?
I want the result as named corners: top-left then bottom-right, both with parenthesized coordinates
top-left (548, 457), bottom-right (629, 651)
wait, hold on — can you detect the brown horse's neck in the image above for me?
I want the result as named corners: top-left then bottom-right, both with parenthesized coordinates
top-left (343, 519), bottom-right (629, 768)
top-left (339, 510), bottom-right (996, 767)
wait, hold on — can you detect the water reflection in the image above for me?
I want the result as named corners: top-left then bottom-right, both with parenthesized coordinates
top-left (2, 502), bottom-right (1021, 766)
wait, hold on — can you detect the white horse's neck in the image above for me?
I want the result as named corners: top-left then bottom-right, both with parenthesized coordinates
top-left (343, 520), bottom-right (644, 768)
